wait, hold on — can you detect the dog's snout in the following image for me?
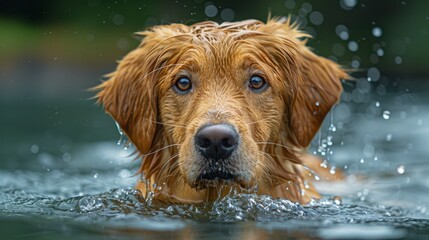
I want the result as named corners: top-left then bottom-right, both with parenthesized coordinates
top-left (195, 124), bottom-right (238, 160)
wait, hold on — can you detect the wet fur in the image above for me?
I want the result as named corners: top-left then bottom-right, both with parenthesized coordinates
top-left (95, 18), bottom-right (348, 204)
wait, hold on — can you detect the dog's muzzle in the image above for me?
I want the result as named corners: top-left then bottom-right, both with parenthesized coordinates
top-left (194, 124), bottom-right (239, 181)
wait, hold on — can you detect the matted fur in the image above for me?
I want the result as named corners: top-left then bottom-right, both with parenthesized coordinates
top-left (95, 18), bottom-right (348, 203)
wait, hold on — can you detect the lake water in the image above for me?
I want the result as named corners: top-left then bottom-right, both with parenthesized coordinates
top-left (1, 78), bottom-right (428, 239)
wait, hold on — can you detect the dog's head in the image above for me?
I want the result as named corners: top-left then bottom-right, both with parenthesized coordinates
top-left (96, 19), bottom-right (348, 194)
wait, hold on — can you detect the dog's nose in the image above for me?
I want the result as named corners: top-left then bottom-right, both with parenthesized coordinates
top-left (195, 124), bottom-right (238, 160)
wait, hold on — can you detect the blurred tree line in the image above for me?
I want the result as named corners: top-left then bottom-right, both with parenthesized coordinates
top-left (0, 0), bottom-right (428, 98)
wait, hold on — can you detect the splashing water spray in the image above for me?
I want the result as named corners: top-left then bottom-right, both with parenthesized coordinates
top-left (115, 121), bottom-right (131, 150)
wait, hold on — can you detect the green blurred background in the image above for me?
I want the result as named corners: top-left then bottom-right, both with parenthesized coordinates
top-left (1, 0), bottom-right (428, 167)
top-left (1, 0), bottom-right (428, 99)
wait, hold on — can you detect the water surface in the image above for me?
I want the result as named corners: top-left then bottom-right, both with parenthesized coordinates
top-left (1, 80), bottom-right (429, 239)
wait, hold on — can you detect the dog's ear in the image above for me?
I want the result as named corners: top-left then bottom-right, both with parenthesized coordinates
top-left (94, 25), bottom-right (188, 154)
top-left (290, 53), bottom-right (348, 147)
top-left (259, 19), bottom-right (349, 148)
top-left (94, 48), bottom-right (158, 154)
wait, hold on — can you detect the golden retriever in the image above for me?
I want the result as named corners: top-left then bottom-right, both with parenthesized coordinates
top-left (95, 18), bottom-right (348, 204)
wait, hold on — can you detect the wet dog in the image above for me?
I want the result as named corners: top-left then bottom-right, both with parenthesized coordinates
top-left (95, 18), bottom-right (348, 203)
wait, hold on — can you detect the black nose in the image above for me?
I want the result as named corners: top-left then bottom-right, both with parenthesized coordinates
top-left (195, 124), bottom-right (239, 160)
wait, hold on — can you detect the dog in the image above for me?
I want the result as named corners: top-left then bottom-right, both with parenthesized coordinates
top-left (94, 18), bottom-right (348, 204)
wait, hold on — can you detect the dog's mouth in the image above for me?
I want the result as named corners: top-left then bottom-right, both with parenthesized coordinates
top-left (192, 163), bottom-right (246, 189)
top-left (200, 168), bottom-right (235, 181)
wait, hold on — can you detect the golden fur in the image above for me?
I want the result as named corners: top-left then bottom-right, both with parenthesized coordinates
top-left (95, 18), bottom-right (348, 204)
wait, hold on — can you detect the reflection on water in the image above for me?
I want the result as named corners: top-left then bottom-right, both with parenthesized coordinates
top-left (1, 82), bottom-right (429, 238)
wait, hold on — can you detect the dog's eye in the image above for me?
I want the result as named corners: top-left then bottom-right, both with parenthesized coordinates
top-left (248, 75), bottom-right (267, 92)
top-left (174, 77), bottom-right (192, 94)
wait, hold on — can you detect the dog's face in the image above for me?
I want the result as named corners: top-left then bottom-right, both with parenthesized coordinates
top-left (159, 44), bottom-right (287, 189)
top-left (96, 19), bottom-right (347, 195)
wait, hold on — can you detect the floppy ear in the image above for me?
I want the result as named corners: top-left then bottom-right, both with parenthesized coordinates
top-left (94, 24), bottom-right (191, 154)
top-left (258, 19), bottom-right (349, 148)
top-left (290, 52), bottom-right (348, 147)
top-left (95, 47), bottom-right (158, 154)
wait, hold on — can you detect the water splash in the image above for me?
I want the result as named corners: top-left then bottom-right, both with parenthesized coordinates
top-left (115, 121), bottom-right (131, 150)
top-left (115, 121), bottom-right (124, 146)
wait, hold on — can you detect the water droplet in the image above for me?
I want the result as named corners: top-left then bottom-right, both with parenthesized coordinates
top-left (123, 141), bottom-right (130, 150)
top-left (340, 31), bottom-right (349, 40)
top-left (31, 144), bottom-right (39, 154)
top-left (303, 181), bottom-right (310, 189)
top-left (112, 14), bottom-right (125, 25)
top-left (220, 8), bottom-right (234, 21)
top-left (397, 165), bottom-right (405, 174)
top-left (340, 0), bottom-right (357, 10)
top-left (375, 101), bottom-right (380, 107)
top-left (367, 67), bottom-right (380, 81)
top-left (315, 101), bottom-right (320, 106)
top-left (372, 27), bottom-right (383, 37)
top-left (348, 41), bottom-right (359, 52)
top-left (335, 25), bottom-right (349, 40)
top-left (395, 56), bottom-right (402, 64)
top-left (327, 136), bottom-right (333, 146)
top-left (386, 134), bottom-right (393, 141)
top-left (115, 121), bottom-right (124, 145)
top-left (93, 173), bottom-right (99, 179)
top-left (285, 0), bottom-right (296, 9)
top-left (333, 196), bottom-right (342, 205)
top-left (351, 59), bottom-right (360, 68)
top-left (309, 11), bottom-right (324, 25)
top-left (360, 158), bottom-right (365, 164)
top-left (329, 124), bottom-right (337, 132)
top-left (205, 5), bottom-right (218, 17)
top-left (383, 111), bottom-right (390, 119)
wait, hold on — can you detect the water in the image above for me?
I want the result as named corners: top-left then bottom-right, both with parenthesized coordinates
top-left (1, 80), bottom-right (429, 239)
